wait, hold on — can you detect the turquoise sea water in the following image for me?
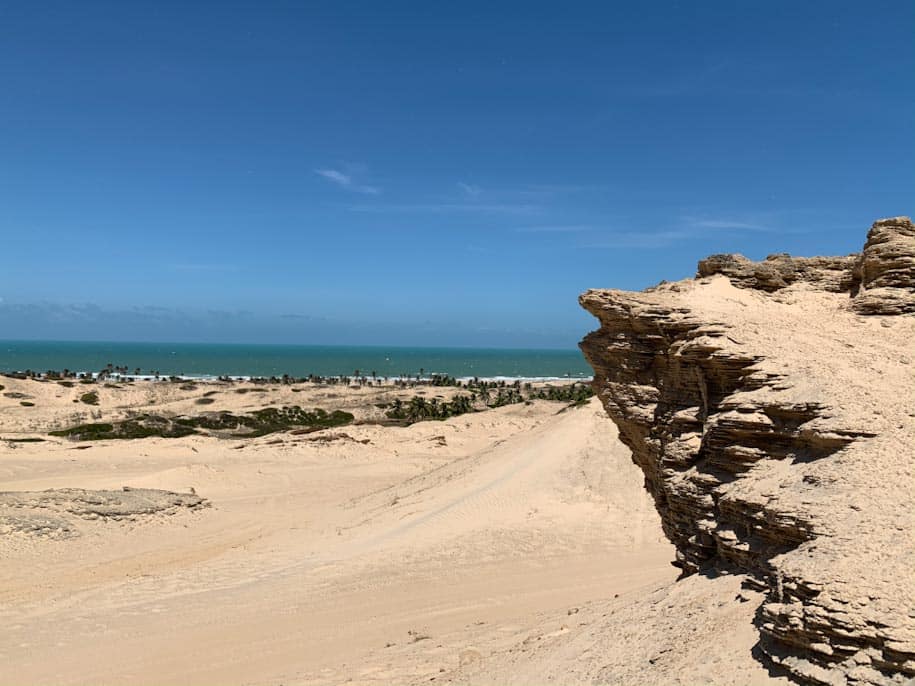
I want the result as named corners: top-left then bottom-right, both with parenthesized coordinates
top-left (0, 340), bottom-right (592, 380)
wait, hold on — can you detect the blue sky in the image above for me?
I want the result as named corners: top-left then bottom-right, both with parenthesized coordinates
top-left (1, 1), bottom-right (913, 347)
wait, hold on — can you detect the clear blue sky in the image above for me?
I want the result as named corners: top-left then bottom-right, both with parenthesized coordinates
top-left (2, 1), bottom-right (913, 347)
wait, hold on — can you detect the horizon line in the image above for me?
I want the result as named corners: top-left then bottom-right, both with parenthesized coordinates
top-left (0, 338), bottom-right (585, 353)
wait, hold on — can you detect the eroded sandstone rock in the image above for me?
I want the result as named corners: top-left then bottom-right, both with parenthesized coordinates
top-left (697, 253), bottom-right (858, 293)
top-left (580, 217), bottom-right (915, 685)
top-left (696, 216), bottom-right (915, 315)
top-left (852, 217), bottom-right (915, 315)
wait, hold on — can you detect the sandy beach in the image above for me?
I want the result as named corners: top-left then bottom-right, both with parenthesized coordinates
top-left (0, 377), bottom-right (704, 685)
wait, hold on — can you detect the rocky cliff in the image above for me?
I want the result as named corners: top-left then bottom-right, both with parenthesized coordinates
top-left (580, 217), bottom-right (915, 685)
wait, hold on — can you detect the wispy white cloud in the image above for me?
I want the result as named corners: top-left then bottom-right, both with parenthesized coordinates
top-left (683, 209), bottom-right (843, 236)
top-left (316, 169), bottom-right (350, 185)
top-left (517, 183), bottom-right (608, 197)
top-left (350, 203), bottom-right (540, 216)
top-left (168, 262), bottom-right (239, 273)
top-left (685, 218), bottom-right (771, 231)
top-left (457, 182), bottom-right (482, 197)
top-left (315, 168), bottom-right (381, 195)
top-left (582, 211), bottom-right (810, 250)
top-left (585, 230), bottom-right (691, 250)
top-left (514, 225), bottom-right (592, 233)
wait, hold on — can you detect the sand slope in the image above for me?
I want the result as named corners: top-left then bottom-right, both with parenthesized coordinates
top-left (0, 389), bottom-right (690, 685)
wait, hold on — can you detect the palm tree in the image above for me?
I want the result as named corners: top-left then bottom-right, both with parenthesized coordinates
top-left (408, 396), bottom-right (428, 421)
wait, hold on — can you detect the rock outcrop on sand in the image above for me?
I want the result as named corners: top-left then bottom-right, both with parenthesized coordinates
top-left (697, 216), bottom-right (915, 315)
top-left (0, 488), bottom-right (208, 539)
top-left (580, 217), bottom-right (915, 685)
top-left (851, 217), bottom-right (915, 315)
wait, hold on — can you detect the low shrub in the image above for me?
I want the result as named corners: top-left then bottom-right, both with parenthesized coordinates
top-left (50, 419), bottom-right (196, 441)
top-left (48, 405), bottom-right (355, 441)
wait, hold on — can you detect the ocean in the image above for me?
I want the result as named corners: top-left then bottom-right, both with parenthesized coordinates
top-left (0, 340), bottom-right (592, 380)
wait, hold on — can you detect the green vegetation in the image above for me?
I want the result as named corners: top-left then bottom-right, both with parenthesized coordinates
top-left (19, 401), bottom-right (35, 407)
top-left (2, 437), bottom-right (45, 443)
top-left (177, 406), bottom-right (354, 438)
top-left (528, 383), bottom-right (594, 406)
top-left (48, 405), bottom-right (355, 441)
top-left (79, 391), bottom-right (99, 405)
top-left (58, 380), bottom-right (75, 387)
top-left (53, 417), bottom-right (197, 440)
top-left (50, 422), bottom-right (114, 438)
top-left (50, 418), bottom-right (196, 441)
top-left (385, 395), bottom-right (475, 423)
top-left (385, 382), bottom-right (594, 425)
top-left (195, 397), bottom-right (216, 405)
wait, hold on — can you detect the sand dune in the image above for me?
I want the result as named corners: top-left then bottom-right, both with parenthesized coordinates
top-left (1, 382), bottom-right (710, 685)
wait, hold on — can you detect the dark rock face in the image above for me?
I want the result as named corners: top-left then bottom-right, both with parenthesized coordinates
top-left (580, 217), bottom-right (915, 686)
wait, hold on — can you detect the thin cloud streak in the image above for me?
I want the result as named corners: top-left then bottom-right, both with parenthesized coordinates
top-left (350, 203), bottom-right (541, 216)
top-left (686, 218), bottom-right (770, 231)
top-left (582, 212), bottom-right (818, 249)
top-left (516, 183), bottom-right (609, 196)
top-left (683, 215), bottom-right (826, 235)
top-left (316, 169), bottom-right (350, 185)
top-left (168, 262), bottom-right (240, 273)
top-left (584, 230), bottom-right (690, 250)
top-left (315, 168), bottom-right (381, 195)
top-left (457, 182), bottom-right (482, 197)
top-left (514, 225), bottom-right (593, 233)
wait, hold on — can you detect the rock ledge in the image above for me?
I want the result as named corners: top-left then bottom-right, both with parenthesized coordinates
top-left (580, 217), bottom-right (915, 685)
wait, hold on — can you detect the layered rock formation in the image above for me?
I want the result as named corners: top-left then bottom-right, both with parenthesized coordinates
top-left (851, 217), bottom-right (915, 315)
top-left (697, 216), bottom-right (915, 314)
top-left (580, 217), bottom-right (915, 685)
